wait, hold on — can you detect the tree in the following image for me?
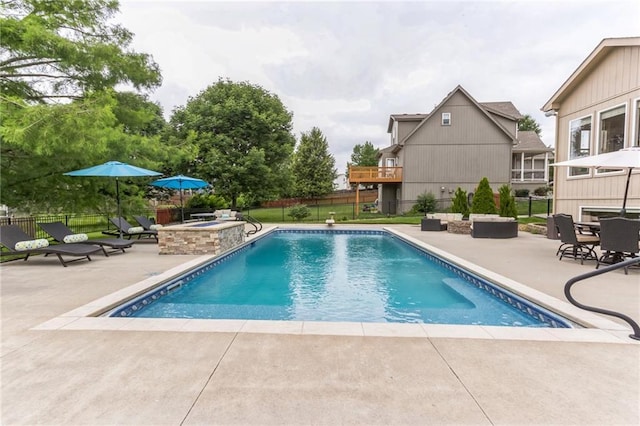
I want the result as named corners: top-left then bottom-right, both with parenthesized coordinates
top-left (350, 141), bottom-right (379, 167)
top-left (0, 91), bottom-right (170, 213)
top-left (518, 114), bottom-right (542, 135)
top-left (451, 187), bottom-right (469, 217)
top-left (0, 0), bottom-right (161, 102)
top-left (291, 127), bottom-right (336, 198)
top-left (471, 177), bottom-right (497, 214)
top-left (498, 184), bottom-right (518, 219)
top-left (413, 191), bottom-right (437, 214)
top-left (169, 78), bottom-right (296, 207)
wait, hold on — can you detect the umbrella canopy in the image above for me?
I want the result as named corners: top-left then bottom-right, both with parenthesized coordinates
top-left (151, 175), bottom-right (209, 223)
top-left (65, 161), bottom-right (162, 237)
top-left (553, 147), bottom-right (640, 215)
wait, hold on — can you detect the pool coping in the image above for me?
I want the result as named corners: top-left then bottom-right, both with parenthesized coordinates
top-left (31, 226), bottom-right (636, 344)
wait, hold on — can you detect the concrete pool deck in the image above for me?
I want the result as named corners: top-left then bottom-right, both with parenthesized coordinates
top-left (1, 224), bottom-right (639, 424)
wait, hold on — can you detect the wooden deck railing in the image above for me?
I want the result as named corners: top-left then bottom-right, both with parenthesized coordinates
top-left (349, 166), bottom-right (403, 183)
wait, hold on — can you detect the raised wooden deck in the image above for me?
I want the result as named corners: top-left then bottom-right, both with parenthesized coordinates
top-left (349, 166), bottom-right (402, 184)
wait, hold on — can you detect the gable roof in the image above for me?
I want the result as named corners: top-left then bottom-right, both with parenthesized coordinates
top-left (513, 131), bottom-right (554, 153)
top-left (386, 113), bottom-right (428, 133)
top-left (542, 37), bottom-right (640, 112)
top-left (480, 102), bottom-right (524, 121)
top-left (396, 85), bottom-right (518, 145)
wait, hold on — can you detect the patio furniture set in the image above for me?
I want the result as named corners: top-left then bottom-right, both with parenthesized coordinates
top-left (421, 213), bottom-right (519, 239)
top-left (553, 213), bottom-right (640, 274)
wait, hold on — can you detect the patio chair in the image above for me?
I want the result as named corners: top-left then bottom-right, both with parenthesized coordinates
top-left (38, 222), bottom-right (133, 256)
top-left (107, 217), bottom-right (158, 241)
top-left (595, 217), bottom-right (640, 274)
top-left (0, 224), bottom-right (102, 267)
top-left (133, 215), bottom-right (163, 231)
top-left (553, 213), bottom-right (600, 264)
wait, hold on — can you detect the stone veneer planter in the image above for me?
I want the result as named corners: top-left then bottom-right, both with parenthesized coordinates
top-left (447, 220), bottom-right (472, 234)
top-left (158, 221), bottom-right (245, 255)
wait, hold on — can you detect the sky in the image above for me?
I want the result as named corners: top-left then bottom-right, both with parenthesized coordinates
top-left (115, 0), bottom-right (640, 173)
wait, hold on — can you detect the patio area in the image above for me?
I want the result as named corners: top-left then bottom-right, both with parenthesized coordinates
top-left (1, 225), bottom-right (638, 425)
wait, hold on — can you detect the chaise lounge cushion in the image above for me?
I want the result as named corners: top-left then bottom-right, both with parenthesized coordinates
top-left (126, 226), bottom-right (144, 234)
top-left (15, 239), bottom-right (49, 251)
top-left (63, 233), bottom-right (89, 243)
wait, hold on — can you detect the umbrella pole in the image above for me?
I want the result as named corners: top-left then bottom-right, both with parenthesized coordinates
top-left (620, 168), bottom-right (632, 217)
top-left (116, 177), bottom-right (123, 239)
top-left (180, 185), bottom-right (184, 223)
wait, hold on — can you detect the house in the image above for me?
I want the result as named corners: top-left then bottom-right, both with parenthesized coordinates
top-left (333, 173), bottom-right (349, 190)
top-left (542, 37), bottom-right (640, 220)
top-left (511, 131), bottom-right (554, 193)
top-left (351, 85), bottom-right (525, 214)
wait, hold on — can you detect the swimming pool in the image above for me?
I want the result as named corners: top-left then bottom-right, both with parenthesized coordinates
top-left (108, 229), bottom-right (571, 328)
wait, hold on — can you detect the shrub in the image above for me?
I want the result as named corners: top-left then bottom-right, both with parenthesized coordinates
top-left (515, 189), bottom-right (529, 197)
top-left (451, 187), bottom-right (469, 217)
top-left (471, 177), bottom-right (497, 214)
top-left (186, 193), bottom-right (227, 209)
top-left (498, 185), bottom-right (518, 219)
top-left (288, 204), bottom-right (311, 221)
top-left (412, 191), bottom-right (437, 214)
top-left (533, 186), bottom-right (552, 197)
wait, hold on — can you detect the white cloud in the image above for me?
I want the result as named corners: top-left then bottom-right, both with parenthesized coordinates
top-left (117, 0), bottom-right (640, 170)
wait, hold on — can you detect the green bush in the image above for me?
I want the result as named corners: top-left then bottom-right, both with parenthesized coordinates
top-left (498, 185), bottom-right (518, 219)
top-left (412, 191), bottom-right (437, 214)
top-left (186, 193), bottom-right (228, 209)
top-left (451, 187), bottom-right (469, 217)
top-left (288, 204), bottom-right (311, 221)
top-left (533, 186), bottom-right (552, 197)
top-left (515, 189), bottom-right (529, 197)
top-left (471, 177), bottom-right (497, 214)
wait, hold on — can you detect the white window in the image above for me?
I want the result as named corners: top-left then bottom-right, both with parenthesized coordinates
top-left (633, 99), bottom-right (640, 147)
top-left (441, 112), bottom-right (451, 126)
top-left (597, 105), bottom-right (626, 174)
top-left (568, 116), bottom-right (591, 177)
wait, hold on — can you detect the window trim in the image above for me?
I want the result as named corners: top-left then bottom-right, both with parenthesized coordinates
top-left (631, 97), bottom-right (640, 148)
top-left (566, 114), bottom-right (593, 179)
top-left (441, 112), bottom-right (451, 126)
top-left (595, 102), bottom-right (627, 176)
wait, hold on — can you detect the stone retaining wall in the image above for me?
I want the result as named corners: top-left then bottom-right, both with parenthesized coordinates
top-left (447, 220), bottom-right (472, 234)
top-left (158, 222), bottom-right (245, 255)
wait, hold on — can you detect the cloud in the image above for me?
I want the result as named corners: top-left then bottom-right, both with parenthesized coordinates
top-left (117, 0), bottom-right (640, 170)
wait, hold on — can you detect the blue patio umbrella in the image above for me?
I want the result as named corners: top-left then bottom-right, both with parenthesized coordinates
top-left (151, 175), bottom-right (209, 223)
top-left (65, 161), bottom-right (162, 237)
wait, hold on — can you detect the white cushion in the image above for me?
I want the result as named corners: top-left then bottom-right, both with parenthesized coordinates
top-left (149, 224), bottom-right (163, 230)
top-left (15, 239), bottom-right (49, 251)
top-left (63, 233), bottom-right (88, 243)
top-left (127, 226), bottom-right (144, 234)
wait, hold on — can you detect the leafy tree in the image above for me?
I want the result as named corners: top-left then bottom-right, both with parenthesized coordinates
top-left (0, 91), bottom-right (169, 213)
top-left (169, 78), bottom-right (296, 207)
top-left (471, 177), bottom-right (497, 214)
top-left (412, 191), bottom-right (437, 214)
top-left (498, 184), bottom-right (518, 219)
top-left (347, 140), bottom-right (379, 188)
top-left (518, 114), bottom-right (542, 136)
top-left (291, 127), bottom-right (336, 198)
top-left (451, 187), bottom-right (469, 217)
top-left (0, 0), bottom-right (161, 102)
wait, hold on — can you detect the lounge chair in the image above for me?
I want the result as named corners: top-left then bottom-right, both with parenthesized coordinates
top-left (107, 217), bottom-right (158, 241)
top-left (38, 222), bottom-right (133, 256)
top-left (133, 215), bottom-right (163, 231)
top-left (553, 213), bottom-right (600, 264)
top-left (0, 224), bottom-right (102, 267)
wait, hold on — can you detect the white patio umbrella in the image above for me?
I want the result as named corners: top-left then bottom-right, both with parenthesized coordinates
top-left (553, 147), bottom-right (640, 215)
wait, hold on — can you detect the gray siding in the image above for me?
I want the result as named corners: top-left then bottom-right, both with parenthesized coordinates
top-left (399, 90), bottom-right (513, 202)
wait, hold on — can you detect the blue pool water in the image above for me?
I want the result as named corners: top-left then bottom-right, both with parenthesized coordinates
top-left (110, 230), bottom-right (570, 327)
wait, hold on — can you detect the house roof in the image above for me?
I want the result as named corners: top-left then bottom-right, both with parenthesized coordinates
top-left (513, 131), bottom-right (554, 154)
top-left (480, 102), bottom-right (524, 121)
top-left (386, 114), bottom-right (428, 133)
top-left (394, 85), bottom-right (518, 145)
top-left (542, 37), bottom-right (640, 112)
